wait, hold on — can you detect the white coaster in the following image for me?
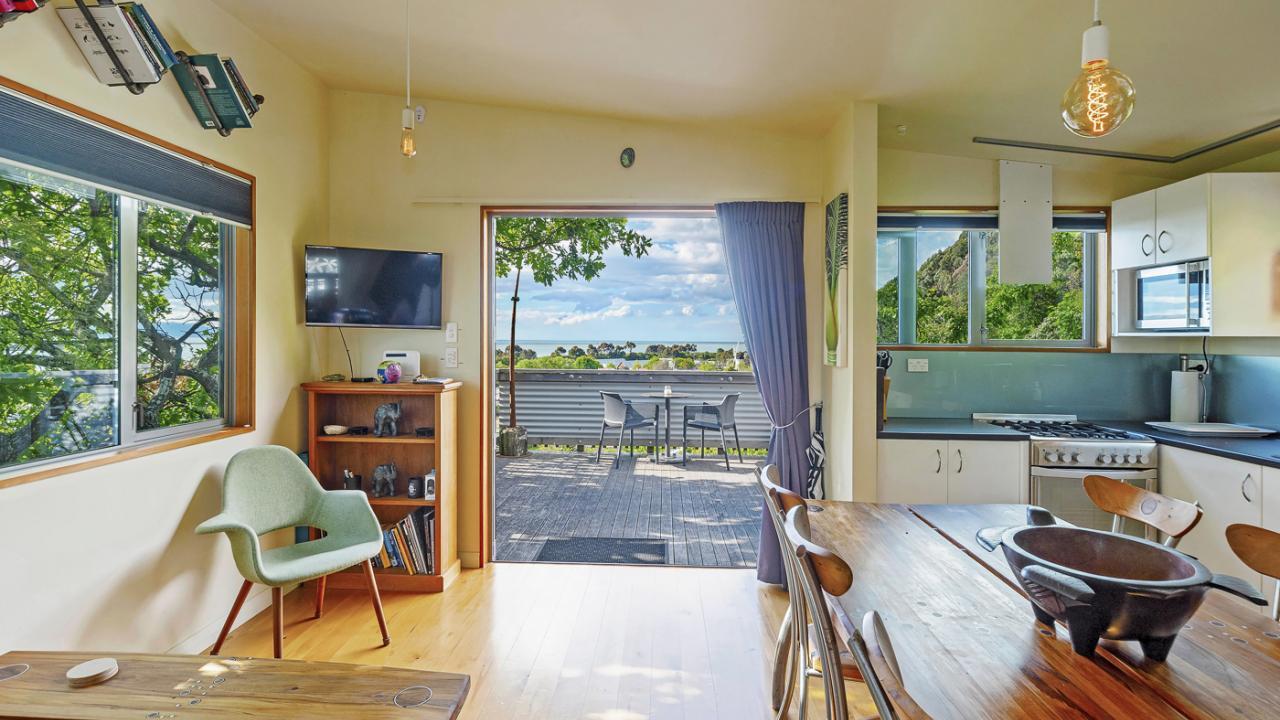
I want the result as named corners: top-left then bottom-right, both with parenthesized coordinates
top-left (66, 657), bottom-right (119, 688)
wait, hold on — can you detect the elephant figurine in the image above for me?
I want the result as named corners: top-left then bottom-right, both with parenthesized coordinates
top-left (372, 462), bottom-right (398, 498)
top-left (373, 402), bottom-right (402, 437)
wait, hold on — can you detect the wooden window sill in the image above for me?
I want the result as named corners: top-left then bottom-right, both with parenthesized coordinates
top-left (0, 425), bottom-right (254, 491)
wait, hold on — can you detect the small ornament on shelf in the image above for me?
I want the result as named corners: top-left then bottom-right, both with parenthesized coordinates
top-left (372, 462), bottom-right (398, 498)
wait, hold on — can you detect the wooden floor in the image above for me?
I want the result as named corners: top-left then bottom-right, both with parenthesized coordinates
top-left (494, 451), bottom-right (763, 567)
top-left (213, 563), bottom-right (861, 720)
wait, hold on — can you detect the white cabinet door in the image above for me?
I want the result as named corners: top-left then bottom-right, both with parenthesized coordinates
top-left (1262, 467), bottom-right (1280, 613)
top-left (877, 439), bottom-right (947, 504)
top-left (1158, 446), bottom-right (1262, 589)
top-left (948, 441), bottom-right (1028, 504)
top-left (1111, 190), bottom-right (1157, 270)
top-left (1154, 175), bottom-right (1211, 264)
top-left (1205, 173), bottom-right (1280, 337)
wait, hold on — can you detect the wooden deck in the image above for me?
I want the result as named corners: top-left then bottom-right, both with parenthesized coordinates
top-left (494, 451), bottom-right (763, 568)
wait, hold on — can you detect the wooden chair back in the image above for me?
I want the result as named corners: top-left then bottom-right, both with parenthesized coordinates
top-left (783, 504), bottom-right (855, 719)
top-left (1226, 523), bottom-right (1280, 621)
top-left (1084, 474), bottom-right (1203, 547)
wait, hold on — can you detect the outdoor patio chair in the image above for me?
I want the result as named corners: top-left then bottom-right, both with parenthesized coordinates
top-left (595, 391), bottom-right (659, 468)
top-left (682, 393), bottom-right (742, 470)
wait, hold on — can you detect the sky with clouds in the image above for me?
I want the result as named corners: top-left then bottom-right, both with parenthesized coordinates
top-left (495, 217), bottom-right (745, 346)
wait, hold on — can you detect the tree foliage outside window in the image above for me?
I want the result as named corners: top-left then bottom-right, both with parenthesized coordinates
top-left (0, 163), bottom-right (228, 471)
top-left (875, 225), bottom-right (1092, 346)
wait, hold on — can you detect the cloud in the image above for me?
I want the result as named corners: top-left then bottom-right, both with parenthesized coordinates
top-left (493, 216), bottom-right (744, 342)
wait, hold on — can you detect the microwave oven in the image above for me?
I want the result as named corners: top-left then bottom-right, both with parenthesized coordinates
top-left (1134, 260), bottom-right (1211, 331)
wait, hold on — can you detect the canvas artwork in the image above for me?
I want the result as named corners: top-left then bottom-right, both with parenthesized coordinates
top-left (824, 193), bottom-right (849, 367)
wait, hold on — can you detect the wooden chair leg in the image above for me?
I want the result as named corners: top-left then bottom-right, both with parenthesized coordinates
top-left (210, 579), bottom-right (252, 655)
top-left (362, 559), bottom-right (391, 646)
top-left (313, 575), bottom-right (328, 619)
top-left (271, 586), bottom-right (284, 659)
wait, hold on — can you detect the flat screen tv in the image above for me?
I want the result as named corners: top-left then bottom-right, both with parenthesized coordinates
top-left (305, 245), bottom-right (443, 329)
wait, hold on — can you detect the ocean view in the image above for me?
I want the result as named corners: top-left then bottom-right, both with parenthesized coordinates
top-left (495, 340), bottom-right (744, 357)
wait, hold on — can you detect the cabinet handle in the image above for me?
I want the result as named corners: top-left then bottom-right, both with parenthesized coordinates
top-left (935, 448), bottom-right (942, 474)
top-left (1242, 473), bottom-right (1255, 503)
top-left (955, 448), bottom-right (964, 473)
top-left (1140, 233), bottom-right (1154, 256)
top-left (1157, 230), bottom-right (1172, 254)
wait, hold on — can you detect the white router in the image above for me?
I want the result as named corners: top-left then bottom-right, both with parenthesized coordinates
top-left (381, 350), bottom-right (421, 377)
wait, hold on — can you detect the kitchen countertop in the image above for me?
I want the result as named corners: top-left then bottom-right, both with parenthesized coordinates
top-left (1096, 419), bottom-right (1280, 470)
top-left (877, 418), bottom-right (1029, 441)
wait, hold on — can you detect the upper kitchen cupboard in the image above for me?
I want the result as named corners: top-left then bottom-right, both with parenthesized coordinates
top-left (1111, 172), bottom-right (1280, 337)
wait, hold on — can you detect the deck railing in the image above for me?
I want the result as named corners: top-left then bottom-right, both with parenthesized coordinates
top-left (495, 369), bottom-right (769, 448)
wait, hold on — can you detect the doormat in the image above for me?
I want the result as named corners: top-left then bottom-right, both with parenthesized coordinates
top-left (535, 538), bottom-right (668, 565)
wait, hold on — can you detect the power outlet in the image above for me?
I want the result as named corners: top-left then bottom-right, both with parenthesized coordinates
top-left (906, 358), bottom-right (929, 373)
top-left (444, 347), bottom-right (459, 368)
top-left (445, 322), bottom-right (458, 343)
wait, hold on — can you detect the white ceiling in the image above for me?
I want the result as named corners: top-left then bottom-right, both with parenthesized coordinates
top-left (213, 0), bottom-right (1280, 177)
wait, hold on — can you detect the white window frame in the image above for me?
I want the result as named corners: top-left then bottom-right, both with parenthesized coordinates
top-left (877, 219), bottom-right (1099, 348)
top-left (1, 164), bottom-right (234, 474)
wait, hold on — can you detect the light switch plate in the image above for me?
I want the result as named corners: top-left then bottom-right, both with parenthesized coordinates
top-left (445, 322), bottom-right (458, 343)
top-left (906, 358), bottom-right (929, 373)
top-left (444, 347), bottom-right (458, 368)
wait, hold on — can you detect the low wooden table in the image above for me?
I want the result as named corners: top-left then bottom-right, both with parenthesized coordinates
top-left (805, 501), bottom-right (1280, 719)
top-left (0, 652), bottom-right (470, 720)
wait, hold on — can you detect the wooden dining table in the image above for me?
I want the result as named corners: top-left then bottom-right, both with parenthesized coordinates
top-left (805, 501), bottom-right (1280, 720)
top-left (0, 651), bottom-right (470, 719)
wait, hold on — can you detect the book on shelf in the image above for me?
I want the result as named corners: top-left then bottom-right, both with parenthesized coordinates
top-left (58, 3), bottom-right (162, 86)
top-left (121, 3), bottom-right (176, 69)
top-left (222, 57), bottom-right (260, 115)
top-left (171, 59), bottom-right (219, 129)
top-left (371, 508), bottom-right (436, 575)
top-left (178, 53), bottom-right (253, 130)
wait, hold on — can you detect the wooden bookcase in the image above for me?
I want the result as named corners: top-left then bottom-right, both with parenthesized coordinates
top-left (302, 381), bottom-right (461, 592)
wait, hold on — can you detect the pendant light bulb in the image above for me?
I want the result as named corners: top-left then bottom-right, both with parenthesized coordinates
top-left (401, 108), bottom-right (417, 158)
top-left (1060, 1), bottom-right (1135, 138)
top-left (399, 0), bottom-right (417, 157)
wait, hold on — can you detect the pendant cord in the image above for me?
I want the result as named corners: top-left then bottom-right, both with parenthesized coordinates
top-left (404, 0), bottom-right (409, 106)
top-left (1093, 0), bottom-right (1100, 23)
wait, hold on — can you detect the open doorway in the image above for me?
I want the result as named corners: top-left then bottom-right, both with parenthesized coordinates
top-left (487, 210), bottom-right (764, 567)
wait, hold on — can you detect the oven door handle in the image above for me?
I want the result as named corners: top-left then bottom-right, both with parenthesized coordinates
top-left (1031, 466), bottom-right (1158, 480)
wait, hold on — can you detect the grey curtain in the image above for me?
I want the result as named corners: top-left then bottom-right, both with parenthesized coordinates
top-left (716, 201), bottom-right (810, 585)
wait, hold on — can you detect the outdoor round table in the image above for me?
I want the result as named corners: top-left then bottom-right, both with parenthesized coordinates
top-left (643, 392), bottom-right (691, 462)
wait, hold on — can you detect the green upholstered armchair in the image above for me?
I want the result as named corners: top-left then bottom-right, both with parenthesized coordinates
top-left (196, 446), bottom-right (390, 658)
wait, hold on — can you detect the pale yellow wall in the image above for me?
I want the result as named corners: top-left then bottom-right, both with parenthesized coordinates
top-left (879, 148), bottom-right (1169, 207)
top-left (324, 90), bottom-right (825, 565)
top-left (820, 102), bottom-right (878, 502)
top-left (0, 4), bottom-right (328, 653)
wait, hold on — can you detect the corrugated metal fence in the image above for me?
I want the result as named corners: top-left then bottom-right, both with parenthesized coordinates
top-left (495, 369), bottom-right (770, 448)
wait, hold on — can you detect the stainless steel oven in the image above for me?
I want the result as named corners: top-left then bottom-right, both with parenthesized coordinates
top-left (1030, 466), bottom-right (1158, 539)
top-left (1135, 260), bottom-right (1211, 331)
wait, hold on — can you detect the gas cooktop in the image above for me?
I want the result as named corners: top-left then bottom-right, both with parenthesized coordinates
top-left (972, 414), bottom-right (1148, 441)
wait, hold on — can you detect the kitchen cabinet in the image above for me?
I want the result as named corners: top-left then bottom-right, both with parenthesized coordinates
top-left (1110, 176), bottom-right (1208, 270)
top-left (877, 439), bottom-right (1027, 505)
top-left (877, 439), bottom-right (948, 504)
top-left (1263, 467), bottom-right (1280, 612)
top-left (1152, 175), bottom-right (1210, 264)
top-left (1158, 446), bottom-right (1262, 590)
top-left (1111, 190), bottom-right (1156, 270)
top-left (1202, 173), bottom-right (1280, 337)
top-left (1111, 172), bottom-right (1280, 337)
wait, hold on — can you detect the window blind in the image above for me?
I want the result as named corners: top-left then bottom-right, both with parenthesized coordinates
top-left (0, 87), bottom-right (252, 226)
top-left (878, 214), bottom-right (1106, 231)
